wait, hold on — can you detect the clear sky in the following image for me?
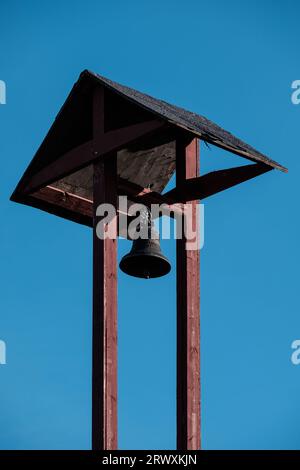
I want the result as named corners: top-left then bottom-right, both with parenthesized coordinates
top-left (0, 0), bottom-right (299, 450)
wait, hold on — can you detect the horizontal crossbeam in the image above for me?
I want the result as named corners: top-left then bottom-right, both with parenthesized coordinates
top-left (12, 161), bottom-right (272, 229)
top-left (164, 162), bottom-right (272, 202)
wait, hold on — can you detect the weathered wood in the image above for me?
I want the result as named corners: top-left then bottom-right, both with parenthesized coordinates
top-left (176, 137), bottom-right (200, 450)
top-left (11, 189), bottom-right (93, 227)
top-left (92, 87), bottom-right (118, 450)
top-left (23, 179), bottom-right (183, 233)
top-left (21, 185), bottom-right (130, 234)
top-left (17, 160), bottom-right (272, 234)
top-left (23, 118), bottom-right (165, 195)
top-left (33, 185), bottom-right (93, 217)
top-left (117, 136), bottom-right (176, 194)
top-left (23, 141), bottom-right (93, 195)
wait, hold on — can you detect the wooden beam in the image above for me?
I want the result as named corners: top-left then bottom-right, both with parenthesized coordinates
top-left (30, 185), bottom-right (132, 235)
top-left (13, 160), bottom-right (271, 230)
top-left (33, 185), bottom-right (93, 217)
top-left (165, 162), bottom-right (272, 203)
top-left (176, 137), bottom-right (200, 450)
top-left (117, 177), bottom-right (184, 219)
top-left (22, 140), bottom-right (93, 195)
top-left (92, 87), bottom-right (118, 450)
top-left (23, 118), bottom-right (165, 195)
top-left (10, 187), bottom-right (93, 227)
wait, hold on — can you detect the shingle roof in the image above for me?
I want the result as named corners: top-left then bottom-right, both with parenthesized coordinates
top-left (10, 70), bottom-right (287, 228)
top-left (85, 70), bottom-right (287, 172)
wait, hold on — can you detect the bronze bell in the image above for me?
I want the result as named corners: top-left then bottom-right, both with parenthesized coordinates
top-left (119, 207), bottom-right (171, 279)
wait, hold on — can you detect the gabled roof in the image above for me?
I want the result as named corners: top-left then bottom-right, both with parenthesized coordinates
top-left (10, 69), bottom-right (287, 229)
top-left (86, 70), bottom-right (287, 172)
top-left (12, 69), bottom-right (287, 200)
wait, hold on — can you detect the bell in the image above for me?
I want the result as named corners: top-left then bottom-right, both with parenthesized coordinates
top-left (119, 207), bottom-right (171, 279)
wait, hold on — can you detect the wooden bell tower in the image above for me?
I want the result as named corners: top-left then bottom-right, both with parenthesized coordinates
top-left (11, 70), bottom-right (287, 450)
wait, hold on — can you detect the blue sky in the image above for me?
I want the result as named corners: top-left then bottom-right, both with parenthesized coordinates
top-left (0, 0), bottom-right (299, 450)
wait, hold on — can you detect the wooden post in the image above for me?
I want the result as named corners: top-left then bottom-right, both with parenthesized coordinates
top-left (176, 137), bottom-right (200, 450)
top-left (92, 87), bottom-right (118, 450)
